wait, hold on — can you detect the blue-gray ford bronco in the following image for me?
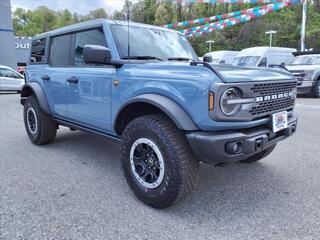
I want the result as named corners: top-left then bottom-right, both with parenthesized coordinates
top-left (21, 19), bottom-right (298, 208)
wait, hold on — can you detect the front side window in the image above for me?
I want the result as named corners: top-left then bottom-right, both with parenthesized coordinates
top-left (111, 25), bottom-right (198, 60)
top-left (258, 57), bottom-right (267, 67)
top-left (74, 28), bottom-right (107, 65)
top-left (49, 34), bottom-right (72, 66)
top-left (30, 38), bottom-right (46, 63)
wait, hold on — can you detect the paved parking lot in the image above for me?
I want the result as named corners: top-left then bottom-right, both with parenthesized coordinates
top-left (0, 93), bottom-right (319, 240)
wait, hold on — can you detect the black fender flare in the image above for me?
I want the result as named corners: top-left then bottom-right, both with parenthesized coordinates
top-left (20, 82), bottom-right (52, 115)
top-left (115, 94), bottom-right (198, 132)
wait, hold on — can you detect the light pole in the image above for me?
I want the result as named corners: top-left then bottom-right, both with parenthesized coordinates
top-left (265, 30), bottom-right (277, 47)
top-left (301, 0), bottom-right (307, 51)
top-left (206, 40), bottom-right (215, 52)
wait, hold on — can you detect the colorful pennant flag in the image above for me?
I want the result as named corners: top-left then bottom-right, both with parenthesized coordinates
top-left (185, 0), bottom-right (296, 37)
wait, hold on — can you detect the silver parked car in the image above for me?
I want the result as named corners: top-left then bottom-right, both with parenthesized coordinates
top-left (0, 65), bottom-right (25, 92)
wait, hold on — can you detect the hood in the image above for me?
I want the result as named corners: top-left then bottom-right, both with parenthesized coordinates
top-left (124, 61), bottom-right (294, 84)
top-left (210, 64), bottom-right (294, 83)
top-left (285, 64), bottom-right (320, 71)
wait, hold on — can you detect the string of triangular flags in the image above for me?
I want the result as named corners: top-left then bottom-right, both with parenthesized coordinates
top-left (159, 0), bottom-right (301, 37)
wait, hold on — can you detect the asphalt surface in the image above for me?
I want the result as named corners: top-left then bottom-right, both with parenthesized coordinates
top-left (0, 93), bottom-right (319, 240)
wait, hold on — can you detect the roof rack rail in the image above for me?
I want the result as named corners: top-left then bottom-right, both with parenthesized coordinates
top-left (293, 51), bottom-right (320, 56)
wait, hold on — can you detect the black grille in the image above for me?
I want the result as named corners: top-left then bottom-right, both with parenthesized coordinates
top-left (250, 81), bottom-right (297, 117)
top-left (251, 81), bottom-right (297, 95)
top-left (250, 98), bottom-right (295, 116)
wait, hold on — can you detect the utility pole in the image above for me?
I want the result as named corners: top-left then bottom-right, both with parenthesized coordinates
top-left (301, 0), bottom-right (307, 52)
top-left (265, 30), bottom-right (277, 47)
top-left (206, 40), bottom-right (215, 52)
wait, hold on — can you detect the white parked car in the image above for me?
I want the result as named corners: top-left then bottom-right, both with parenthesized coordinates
top-left (203, 50), bottom-right (239, 64)
top-left (232, 47), bottom-right (296, 68)
top-left (0, 65), bottom-right (25, 92)
top-left (286, 53), bottom-right (320, 97)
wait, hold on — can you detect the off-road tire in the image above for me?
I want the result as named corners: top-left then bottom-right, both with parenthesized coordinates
top-left (240, 144), bottom-right (277, 163)
top-left (313, 80), bottom-right (320, 98)
top-left (121, 114), bottom-right (199, 208)
top-left (23, 95), bottom-right (57, 145)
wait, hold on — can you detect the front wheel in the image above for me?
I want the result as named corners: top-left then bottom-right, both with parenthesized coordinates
top-left (313, 80), bottom-right (320, 98)
top-left (240, 144), bottom-right (277, 164)
top-left (121, 114), bottom-right (199, 208)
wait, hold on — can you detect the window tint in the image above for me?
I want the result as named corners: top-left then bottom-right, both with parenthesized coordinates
top-left (30, 38), bottom-right (46, 63)
top-left (74, 28), bottom-right (107, 65)
top-left (49, 34), bottom-right (72, 66)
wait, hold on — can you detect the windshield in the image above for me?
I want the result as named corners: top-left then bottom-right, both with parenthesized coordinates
top-left (232, 56), bottom-right (261, 67)
top-left (288, 55), bottom-right (320, 65)
top-left (111, 25), bottom-right (198, 60)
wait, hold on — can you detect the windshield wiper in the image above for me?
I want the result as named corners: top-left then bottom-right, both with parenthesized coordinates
top-left (167, 57), bottom-right (195, 62)
top-left (122, 55), bottom-right (163, 61)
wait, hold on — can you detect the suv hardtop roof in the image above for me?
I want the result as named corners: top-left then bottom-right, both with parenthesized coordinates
top-left (0, 65), bottom-right (15, 70)
top-left (33, 19), bottom-right (176, 40)
top-left (237, 46), bottom-right (296, 57)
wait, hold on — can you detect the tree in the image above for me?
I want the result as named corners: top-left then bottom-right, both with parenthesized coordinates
top-left (12, 1), bottom-right (320, 55)
top-left (154, 4), bottom-right (172, 25)
top-left (87, 8), bottom-right (108, 19)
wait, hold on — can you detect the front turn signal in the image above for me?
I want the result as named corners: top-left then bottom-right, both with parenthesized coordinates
top-left (208, 91), bottom-right (214, 111)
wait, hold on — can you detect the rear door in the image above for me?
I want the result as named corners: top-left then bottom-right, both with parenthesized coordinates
top-left (65, 28), bottom-right (114, 132)
top-left (43, 34), bottom-right (73, 117)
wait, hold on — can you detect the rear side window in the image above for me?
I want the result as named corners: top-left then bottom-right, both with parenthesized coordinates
top-left (30, 38), bottom-right (46, 63)
top-left (49, 34), bottom-right (72, 66)
top-left (74, 28), bottom-right (107, 65)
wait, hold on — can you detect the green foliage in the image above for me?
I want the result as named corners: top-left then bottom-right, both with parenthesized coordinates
top-left (13, 2), bottom-right (320, 56)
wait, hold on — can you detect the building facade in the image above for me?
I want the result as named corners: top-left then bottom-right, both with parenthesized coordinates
top-left (0, 0), bottom-right (17, 69)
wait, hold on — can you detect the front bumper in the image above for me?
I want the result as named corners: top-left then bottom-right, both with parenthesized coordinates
top-left (187, 113), bottom-right (298, 164)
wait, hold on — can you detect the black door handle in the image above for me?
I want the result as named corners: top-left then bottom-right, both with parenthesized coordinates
top-left (66, 77), bottom-right (79, 84)
top-left (41, 75), bottom-right (50, 81)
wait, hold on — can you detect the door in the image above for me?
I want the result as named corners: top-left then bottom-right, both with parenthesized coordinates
top-left (66, 28), bottom-right (114, 132)
top-left (43, 35), bottom-right (73, 117)
top-left (0, 68), bottom-right (23, 91)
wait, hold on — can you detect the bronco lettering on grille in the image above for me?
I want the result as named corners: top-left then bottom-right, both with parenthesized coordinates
top-left (256, 91), bottom-right (294, 103)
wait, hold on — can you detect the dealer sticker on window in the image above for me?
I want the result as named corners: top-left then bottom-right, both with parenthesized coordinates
top-left (272, 111), bottom-right (288, 133)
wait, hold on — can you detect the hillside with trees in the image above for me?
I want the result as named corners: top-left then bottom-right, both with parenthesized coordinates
top-left (13, 0), bottom-right (320, 56)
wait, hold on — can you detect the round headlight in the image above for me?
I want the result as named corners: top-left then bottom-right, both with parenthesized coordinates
top-left (220, 87), bottom-right (242, 116)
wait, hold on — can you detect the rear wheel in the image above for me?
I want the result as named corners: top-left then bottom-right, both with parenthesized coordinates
top-left (313, 80), bottom-right (320, 98)
top-left (121, 114), bottom-right (199, 208)
top-left (240, 144), bottom-right (277, 164)
top-left (23, 96), bottom-right (57, 145)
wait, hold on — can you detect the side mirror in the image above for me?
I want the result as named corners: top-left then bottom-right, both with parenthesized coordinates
top-left (83, 45), bottom-right (111, 64)
top-left (203, 56), bottom-right (212, 63)
top-left (280, 62), bottom-right (285, 67)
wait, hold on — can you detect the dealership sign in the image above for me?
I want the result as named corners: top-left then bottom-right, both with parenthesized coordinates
top-left (14, 37), bottom-right (32, 50)
top-left (15, 42), bottom-right (30, 49)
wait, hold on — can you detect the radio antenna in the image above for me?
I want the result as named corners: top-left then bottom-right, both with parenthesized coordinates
top-left (126, 0), bottom-right (130, 61)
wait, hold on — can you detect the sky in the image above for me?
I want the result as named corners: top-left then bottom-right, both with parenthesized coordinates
top-left (11, 0), bottom-right (138, 15)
